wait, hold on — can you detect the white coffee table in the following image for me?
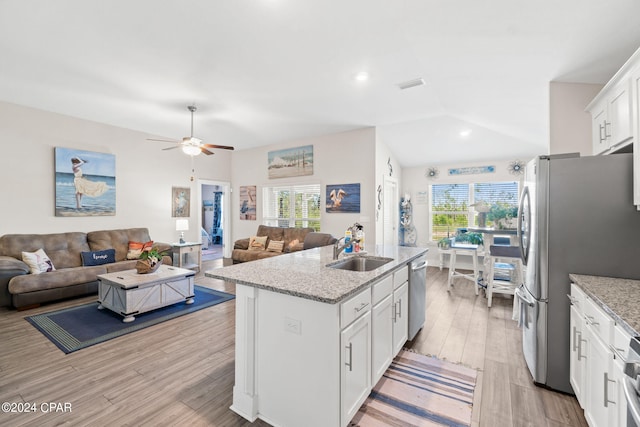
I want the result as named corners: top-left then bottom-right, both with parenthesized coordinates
top-left (97, 265), bottom-right (195, 322)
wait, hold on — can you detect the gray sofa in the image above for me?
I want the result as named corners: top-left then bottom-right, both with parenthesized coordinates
top-left (0, 228), bottom-right (172, 309)
top-left (232, 225), bottom-right (336, 264)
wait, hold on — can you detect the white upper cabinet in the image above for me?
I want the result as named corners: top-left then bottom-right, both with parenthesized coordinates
top-left (587, 47), bottom-right (639, 155)
top-left (588, 77), bottom-right (633, 155)
top-left (633, 66), bottom-right (640, 207)
top-left (586, 46), bottom-right (640, 207)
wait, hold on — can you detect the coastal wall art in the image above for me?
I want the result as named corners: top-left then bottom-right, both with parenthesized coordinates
top-left (239, 185), bottom-right (257, 220)
top-left (268, 145), bottom-right (313, 179)
top-left (172, 187), bottom-right (190, 217)
top-left (326, 183), bottom-right (360, 213)
top-left (54, 147), bottom-right (115, 217)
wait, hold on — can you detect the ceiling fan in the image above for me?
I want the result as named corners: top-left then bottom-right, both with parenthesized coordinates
top-left (147, 105), bottom-right (234, 156)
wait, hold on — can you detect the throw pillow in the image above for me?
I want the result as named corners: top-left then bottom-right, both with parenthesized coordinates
top-left (267, 240), bottom-right (284, 253)
top-left (81, 249), bottom-right (116, 266)
top-left (248, 235), bottom-right (268, 251)
top-left (126, 241), bottom-right (154, 260)
top-left (21, 249), bottom-right (56, 274)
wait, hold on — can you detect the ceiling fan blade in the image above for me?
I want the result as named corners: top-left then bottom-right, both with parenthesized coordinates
top-left (200, 148), bottom-right (215, 155)
top-left (202, 143), bottom-right (235, 151)
top-left (147, 138), bottom-right (181, 143)
top-left (162, 146), bottom-right (181, 151)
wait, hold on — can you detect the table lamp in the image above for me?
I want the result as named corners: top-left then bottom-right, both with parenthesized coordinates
top-left (176, 219), bottom-right (189, 244)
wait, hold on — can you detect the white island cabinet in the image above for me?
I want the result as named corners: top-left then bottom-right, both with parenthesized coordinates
top-left (207, 245), bottom-right (427, 427)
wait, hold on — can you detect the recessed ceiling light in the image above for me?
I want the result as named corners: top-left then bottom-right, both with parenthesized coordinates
top-left (354, 71), bottom-right (369, 82)
top-left (460, 129), bottom-right (472, 137)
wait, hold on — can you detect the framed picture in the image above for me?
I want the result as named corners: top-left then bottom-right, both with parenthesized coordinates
top-left (326, 183), bottom-right (360, 213)
top-left (239, 185), bottom-right (257, 220)
top-left (172, 187), bottom-right (190, 217)
top-left (55, 147), bottom-right (115, 217)
top-left (268, 145), bottom-right (313, 179)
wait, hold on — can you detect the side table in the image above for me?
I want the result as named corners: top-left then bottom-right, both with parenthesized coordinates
top-left (172, 242), bottom-right (202, 273)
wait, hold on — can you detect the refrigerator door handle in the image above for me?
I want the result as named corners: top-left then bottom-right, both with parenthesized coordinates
top-left (515, 286), bottom-right (535, 307)
top-left (518, 186), bottom-right (531, 266)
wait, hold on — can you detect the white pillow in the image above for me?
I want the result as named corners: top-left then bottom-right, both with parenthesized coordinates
top-left (22, 248), bottom-right (56, 274)
top-left (267, 240), bottom-right (284, 253)
top-left (248, 235), bottom-right (268, 251)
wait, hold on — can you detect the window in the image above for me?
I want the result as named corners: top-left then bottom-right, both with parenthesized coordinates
top-left (263, 183), bottom-right (321, 231)
top-left (430, 181), bottom-right (519, 241)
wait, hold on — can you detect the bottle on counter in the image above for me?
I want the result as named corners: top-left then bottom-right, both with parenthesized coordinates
top-left (344, 230), bottom-right (353, 253)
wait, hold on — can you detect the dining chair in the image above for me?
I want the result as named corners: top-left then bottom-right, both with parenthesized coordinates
top-left (447, 243), bottom-right (481, 295)
top-left (485, 245), bottom-right (523, 307)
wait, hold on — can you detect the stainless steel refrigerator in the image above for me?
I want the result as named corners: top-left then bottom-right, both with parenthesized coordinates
top-left (515, 153), bottom-right (640, 394)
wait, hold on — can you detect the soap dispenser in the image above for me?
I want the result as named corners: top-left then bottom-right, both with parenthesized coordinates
top-left (344, 229), bottom-right (353, 253)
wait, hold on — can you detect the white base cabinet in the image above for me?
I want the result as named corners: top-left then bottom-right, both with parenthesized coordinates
top-left (341, 311), bottom-right (371, 425)
top-left (569, 285), bottom-right (586, 407)
top-left (569, 283), bottom-right (629, 427)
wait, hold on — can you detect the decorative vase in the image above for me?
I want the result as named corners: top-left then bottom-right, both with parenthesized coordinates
top-left (135, 259), bottom-right (161, 274)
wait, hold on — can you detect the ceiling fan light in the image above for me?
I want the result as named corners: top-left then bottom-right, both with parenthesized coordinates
top-left (182, 145), bottom-right (202, 156)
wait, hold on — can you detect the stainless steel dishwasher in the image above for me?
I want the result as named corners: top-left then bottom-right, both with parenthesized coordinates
top-left (408, 255), bottom-right (428, 340)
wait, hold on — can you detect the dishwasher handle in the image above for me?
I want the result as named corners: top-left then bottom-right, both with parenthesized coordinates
top-left (411, 260), bottom-right (428, 271)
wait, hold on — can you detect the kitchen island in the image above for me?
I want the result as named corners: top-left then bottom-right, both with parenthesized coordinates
top-left (206, 244), bottom-right (427, 427)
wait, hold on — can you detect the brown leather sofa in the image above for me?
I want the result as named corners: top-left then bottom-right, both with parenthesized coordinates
top-left (232, 225), bottom-right (336, 264)
top-left (0, 228), bottom-right (172, 309)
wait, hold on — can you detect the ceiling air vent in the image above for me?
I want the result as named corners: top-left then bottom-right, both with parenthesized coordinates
top-left (397, 78), bottom-right (425, 90)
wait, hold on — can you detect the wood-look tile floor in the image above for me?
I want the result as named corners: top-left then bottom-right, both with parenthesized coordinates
top-left (0, 261), bottom-right (587, 427)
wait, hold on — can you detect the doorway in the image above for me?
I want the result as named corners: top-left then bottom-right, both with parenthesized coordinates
top-left (198, 179), bottom-right (231, 260)
top-left (383, 176), bottom-right (398, 246)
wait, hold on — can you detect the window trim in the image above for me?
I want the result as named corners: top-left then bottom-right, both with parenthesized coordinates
top-left (429, 181), bottom-right (519, 241)
top-left (262, 183), bottom-right (321, 230)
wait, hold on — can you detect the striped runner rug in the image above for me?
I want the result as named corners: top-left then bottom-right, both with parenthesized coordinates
top-left (350, 349), bottom-right (477, 427)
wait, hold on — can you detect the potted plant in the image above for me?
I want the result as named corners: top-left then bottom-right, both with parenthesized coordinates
top-left (135, 248), bottom-right (163, 274)
top-left (487, 203), bottom-right (518, 229)
top-left (437, 237), bottom-right (452, 249)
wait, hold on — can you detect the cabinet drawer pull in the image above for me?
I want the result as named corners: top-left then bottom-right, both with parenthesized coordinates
top-left (599, 123), bottom-right (606, 143)
top-left (572, 326), bottom-right (579, 352)
top-left (578, 336), bottom-right (586, 361)
top-left (604, 372), bottom-right (616, 407)
top-left (345, 343), bottom-right (353, 372)
top-left (585, 315), bottom-right (599, 326)
top-left (354, 302), bottom-right (369, 313)
top-left (610, 345), bottom-right (628, 363)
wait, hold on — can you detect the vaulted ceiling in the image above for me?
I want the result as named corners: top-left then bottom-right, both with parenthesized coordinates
top-left (1, 0), bottom-right (640, 167)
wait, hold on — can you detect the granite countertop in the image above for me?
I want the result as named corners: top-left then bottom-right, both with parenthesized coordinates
top-left (570, 273), bottom-right (640, 336)
top-left (205, 245), bottom-right (428, 304)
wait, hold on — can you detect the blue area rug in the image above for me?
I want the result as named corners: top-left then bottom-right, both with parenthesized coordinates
top-left (25, 286), bottom-right (234, 354)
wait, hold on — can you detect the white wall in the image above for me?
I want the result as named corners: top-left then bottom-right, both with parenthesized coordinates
top-left (402, 159), bottom-right (525, 266)
top-left (549, 81), bottom-right (603, 155)
top-left (0, 101), bottom-right (232, 243)
top-left (230, 128), bottom-right (377, 245)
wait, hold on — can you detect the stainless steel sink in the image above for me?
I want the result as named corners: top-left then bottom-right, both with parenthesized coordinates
top-left (327, 256), bottom-right (394, 272)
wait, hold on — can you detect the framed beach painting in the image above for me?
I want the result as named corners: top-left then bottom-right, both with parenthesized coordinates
top-left (55, 147), bottom-right (115, 217)
top-left (268, 145), bottom-right (313, 179)
top-left (326, 183), bottom-right (360, 213)
top-left (172, 187), bottom-right (190, 217)
top-left (239, 185), bottom-right (257, 220)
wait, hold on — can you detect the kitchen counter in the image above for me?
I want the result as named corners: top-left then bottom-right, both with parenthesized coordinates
top-left (205, 244), bottom-right (427, 304)
top-left (570, 273), bottom-right (640, 336)
top-left (209, 244), bottom-right (428, 427)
